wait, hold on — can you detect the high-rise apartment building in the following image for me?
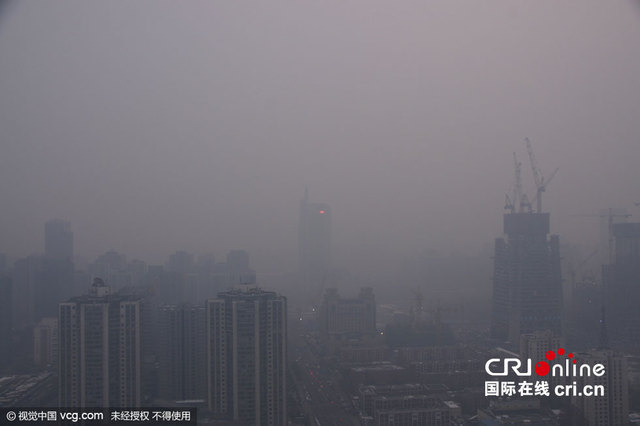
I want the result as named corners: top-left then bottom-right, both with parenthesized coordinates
top-left (158, 304), bottom-right (206, 402)
top-left (58, 279), bottom-right (145, 408)
top-left (206, 285), bottom-right (287, 425)
top-left (519, 330), bottom-right (563, 363)
top-left (571, 349), bottom-right (629, 426)
top-left (45, 219), bottom-right (73, 261)
top-left (491, 213), bottom-right (563, 343)
top-left (298, 189), bottom-right (331, 286)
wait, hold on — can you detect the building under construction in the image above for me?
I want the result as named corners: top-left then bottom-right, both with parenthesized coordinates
top-left (491, 141), bottom-right (563, 344)
top-left (491, 212), bottom-right (563, 343)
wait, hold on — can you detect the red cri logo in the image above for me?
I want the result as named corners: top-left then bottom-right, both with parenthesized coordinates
top-left (486, 347), bottom-right (580, 377)
top-left (534, 348), bottom-right (576, 376)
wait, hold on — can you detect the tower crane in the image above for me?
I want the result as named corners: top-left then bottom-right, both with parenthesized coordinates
top-left (530, 166), bottom-right (559, 210)
top-left (504, 153), bottom-right (519, 213)
top-left (525, 138), bottom-right (559, 213)
top-left (505, 152), bottom-right (532, 213)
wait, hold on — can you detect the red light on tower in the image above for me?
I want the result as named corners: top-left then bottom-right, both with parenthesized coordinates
top-left (319, 210), bottom-right (326, 214)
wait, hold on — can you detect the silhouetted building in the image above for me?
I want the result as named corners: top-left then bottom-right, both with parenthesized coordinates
top-left (491, 213), bottom-right (563, 343)
top-left (394, 346), bottom-right (485, 389)
top-left (569, 279), bottom-right (602, 349)
top-left (519, 330), bottom-right (563, 363)
top-left (12, 256), bottom-right (40, 328)
top-left (226, 250), bottom-right (256, 285)
top-left (158, 304), bottom-right (206, 402)
top-left (478, 398), bottom-right (561, 425)
top-left (319, 287), bottom-right (376, 339)
top-left (33, 317), bottom-right (58, 369)
top-left (571, 349), bottom-right (629, 426)
top-left (45, 219), bottom-right (73, 261)
top-left (206, 285), bottom-right (287, 425)
top-left (298, 189), bottom-right (331, 287)
top-left (58, 279), bottom-right (145, 408)
top-left (12, 255), bottom-right (74, 327)
top-left (520, 330), bottom-right (568, 391)
top-left (91, 250), bottom-right (146, 291)
top-left (359, 384), bottom-right (451, 425)
top-left (40, 257), bottom-right (74, 318)
top-left (166, 250), bottom-right (194, 274)
top-left (0, 275), bottom-right (11, 372)
top-left (12, 252), bottom-right (74, 329)
top-left (603, 222), bottom-right (640, 349)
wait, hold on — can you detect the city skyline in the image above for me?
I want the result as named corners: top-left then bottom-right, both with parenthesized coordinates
top-left (1, 1), bottom-right (639, 424)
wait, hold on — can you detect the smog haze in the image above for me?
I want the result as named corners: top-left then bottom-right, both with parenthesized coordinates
top-left (1, 0), bottom-right (639, 275)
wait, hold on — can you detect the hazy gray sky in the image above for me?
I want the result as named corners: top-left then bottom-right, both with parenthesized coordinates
top-left (1, 1), bottom-right (639, 272)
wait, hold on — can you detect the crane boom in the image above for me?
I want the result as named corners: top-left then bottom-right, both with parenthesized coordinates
top-left (525, 138), bottom-right (542, 188)
top-left (530, 167), bottom-right (559, 208)
top-left (524, 138), bottom-right (557, 213)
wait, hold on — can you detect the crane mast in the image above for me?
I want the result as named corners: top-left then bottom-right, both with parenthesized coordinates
top-left (525, 138), bottom-right (558, 213)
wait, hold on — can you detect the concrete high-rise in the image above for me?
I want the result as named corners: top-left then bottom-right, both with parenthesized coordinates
top-left (206, 285), bottom-right (286, 425)
top-left (158, 304), bottom-right (206, 402)
top-left (58, 278), bottom-right (145, 408)
top-left (571, 349), bottom-right (629, 426)
top-left (490, 213), bottom-right (563, 343)
top-left (45, 219), bottom-right (73, 261)
top-left (298, 189), bottom-right (331, 286)
top-left (519, 330), bottom-right (563, 365)
top-left (10, 220), bottom-right (74, 329)
top-left (34, 317), bottom-right (58, 369)
top-left (603, 222), bottom-right (640, 349)
top-left (13, 255), bottom-right (74, 328)
top-left (226, 249), bottom-right (256, 285)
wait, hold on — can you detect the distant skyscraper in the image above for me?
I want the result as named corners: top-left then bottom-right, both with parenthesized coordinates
top-left (158, 304), bottom-right (206, 402)
top-left (45, 219), bottom-right (73, 261)
top-left (13, 254), bottom-right (74, 328)
top-left (12, 255), bottom-right (42, 327)
top-left (490, 213), bottom-right (563, 343)
top-left (59, 279), bottom-right (145, 408)
top-left (206, 285), bottom-right (287, 425)
top-left (298, 189), bottom-right (331, 286)
top-left (226, 249), bottom-right (256, 285)
top-left (603, 222), bottom-right (640, 349)
top-left (166, 250), bottom-right (194, 274)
